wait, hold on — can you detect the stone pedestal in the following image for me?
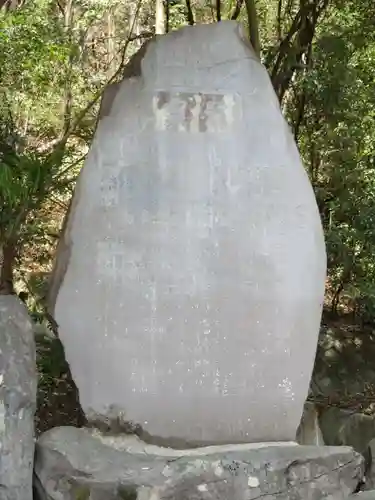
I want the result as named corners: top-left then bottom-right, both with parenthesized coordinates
top-left (35, 427), bottom-right (363, 500)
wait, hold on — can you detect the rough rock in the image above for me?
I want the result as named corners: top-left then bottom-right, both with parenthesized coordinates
top-left (361, 438), bottom-right (375, 490)
top-left (319, 407), bottom-right (375, 455)
top-left (34, 426), bottom-right (363, 500)
top-left (296, 401), bottom-right (325, 445)
top-left (312, 321), bottom-right (375, 404)
top-left (0, 295), bottom-right (37, 500)
top-left (47, 20), bottom-right (326, 446)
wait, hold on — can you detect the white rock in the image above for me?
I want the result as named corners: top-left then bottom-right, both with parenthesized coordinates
top-left (49, 21), bottom-right (326, 446)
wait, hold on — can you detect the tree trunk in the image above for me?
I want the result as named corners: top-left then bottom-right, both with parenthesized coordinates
top-left (185, 0), bottom-right (195, 25)
top-left (155, 0), bottom-right (166, 35)
top-left (0, 241), bottom-right (16, 294)
top-left (107, 9), bottom-right (117, 75)
top-left (244, 0), bottom-right (261, 58)
top-left (61, 0), bottom-right (74, 138)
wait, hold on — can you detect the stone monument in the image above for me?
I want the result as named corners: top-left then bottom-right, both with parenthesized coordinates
top-left (48, 21), bottom-right (326, 447)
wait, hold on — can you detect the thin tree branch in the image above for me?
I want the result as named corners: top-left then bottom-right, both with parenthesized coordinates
top-left (61, 0), bottom-right (74, 139)
top-left (277, 0), bottom-right (283, 40)
top-left (0, 240), bottom-right (16, 293)
top-left (55, 0), bottom-right (64, 16)
top-left (52, 0), bottom-right (143, 152)
top-left (269, 7), bottom-right (304, 82)
top-left (286, 0), bottom-right (295, 17)
top-left (49, 196), bottom-right (70, 211)
top-left (53, 153), bottom-right (87, 181)
top-left (293, 87), bottom-right (306, 142)
top-left (166, 0), bottom-right (170, 32)
top-left (274, 0), bottom-right (329, 103)
top-left (216, 0), bottom-right (221, 21)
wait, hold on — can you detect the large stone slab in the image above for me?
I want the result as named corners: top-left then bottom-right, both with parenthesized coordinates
top-left (0, 295), bottom-right (37, 500)
top-left (35, 427), bottom-right (363, 500)
top-left (48, 20), bottom-right (326, 446)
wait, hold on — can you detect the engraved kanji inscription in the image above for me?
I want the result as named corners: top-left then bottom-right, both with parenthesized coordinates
top-left (153, 92), bottom-right (238, 133)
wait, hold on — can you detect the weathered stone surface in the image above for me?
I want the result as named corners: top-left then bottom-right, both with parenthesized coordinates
top-left (348, 493), bottom-right (375, 499)
top-left (35, 427), bottom-right (363, 500)
top-left (48, 20), bottom-right (326, 446)
top-left (0, 295), bottom-right (37, 500)
top-left (361, 438), bottom-right (375, 490)
top-left (296, 402), bottom-right (325, 445)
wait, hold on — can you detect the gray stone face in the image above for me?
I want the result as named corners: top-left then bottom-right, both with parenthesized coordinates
top-left (48, 20), bottom-right (326, 445)
top-left (0, 295), bottom-right (37, 500)
top-left (296, 402), bottom-right (325, 446)
top-left (35, 427), bottom-right (363, 500)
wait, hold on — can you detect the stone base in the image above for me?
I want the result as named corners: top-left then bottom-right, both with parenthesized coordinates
top-left (34, 426), bottom-right (364, 500)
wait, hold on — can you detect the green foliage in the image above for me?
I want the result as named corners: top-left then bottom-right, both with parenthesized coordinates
top-left (0, 0), bottom-right (136, 297)
top-left (36, 333), bottom-right (65, 382)
top-left (287, 1), bottom-right (375, 313)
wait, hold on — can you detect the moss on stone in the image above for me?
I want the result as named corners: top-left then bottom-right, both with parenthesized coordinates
top-left (72, 484), bottom-right (90, 500)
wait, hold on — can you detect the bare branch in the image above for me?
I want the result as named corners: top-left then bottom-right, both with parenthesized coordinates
top-left (52, 0), bottom-right (143, 152)
top-left (216, 0), bottom-right (221, 21)
top-left (61, 0), bottom-right (74, 139)
top-left (292, 85), bottom-right (306, 142)
top-left (166, 0), bottom-right (170, 32)
top-left (55, 0), bottom-right (64, 15)
top-left (271, 0), bottom-right (329, 103)
top-left (270, 7), bottom-right (304, 82)
top-left (277, 0), bottom-right (283, 40)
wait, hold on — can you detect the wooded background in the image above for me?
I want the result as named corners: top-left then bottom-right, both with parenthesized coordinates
top-left (1, 0), bottom-right (374, 324)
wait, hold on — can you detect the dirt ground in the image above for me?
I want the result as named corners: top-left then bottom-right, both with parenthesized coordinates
top-left (35, 333), bottom-right (86, 435)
